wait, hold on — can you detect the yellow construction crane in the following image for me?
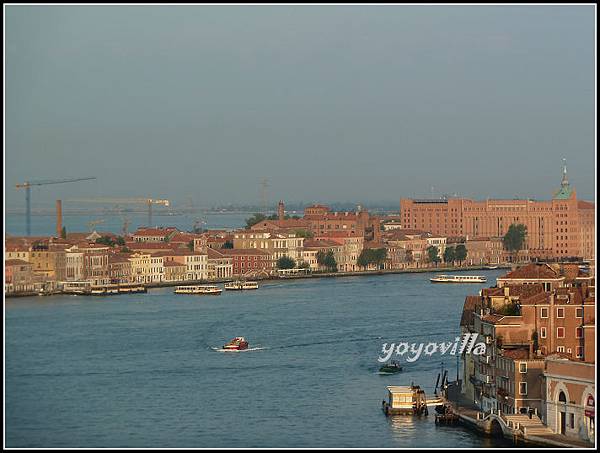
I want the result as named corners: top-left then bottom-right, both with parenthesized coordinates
top-left (67, 197), bottom-right (170, 227)
top-left (15, 176), bottom-right (97, 236)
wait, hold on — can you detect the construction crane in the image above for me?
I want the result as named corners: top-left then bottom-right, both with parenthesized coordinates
top-left (15, 177), bottom-right (97, 236)
top-left (87, 219), bottom-right (105, 233)
top-left (67, 197), bottom-right (170, 227)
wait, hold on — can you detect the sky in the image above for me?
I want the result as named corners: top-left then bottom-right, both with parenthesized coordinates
top-left (5, 5), bottom-right (596, 211)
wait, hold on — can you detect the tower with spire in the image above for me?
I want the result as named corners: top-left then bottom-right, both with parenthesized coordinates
top-left (554, 158), bottom-right (575, 200)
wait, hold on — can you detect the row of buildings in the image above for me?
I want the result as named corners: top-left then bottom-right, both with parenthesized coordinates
top-left (400, 164), bottom-right (595, 261)
top-left (5, 165), bottom-right (595, 294)
top-left (460, 262), bottom-right (595, 444)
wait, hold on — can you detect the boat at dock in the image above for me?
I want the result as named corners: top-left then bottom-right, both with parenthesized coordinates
top-left (382, 385), bottom-right (429, 416)
top-left (118, 284), bottom-right (147, 294)
top-left (430, 274), bottom-right (487, 283)
top-left (224, 280), bottom-right (259, 290)
top-left (174, 285), bottom-right (222, 295)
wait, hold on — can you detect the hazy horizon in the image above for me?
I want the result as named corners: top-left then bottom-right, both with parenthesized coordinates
top-left (5, 5), bottom-right (596, 211)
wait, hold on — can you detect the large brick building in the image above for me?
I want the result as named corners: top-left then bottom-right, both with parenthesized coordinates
top-left (400, 164), bottom-right (595, 260)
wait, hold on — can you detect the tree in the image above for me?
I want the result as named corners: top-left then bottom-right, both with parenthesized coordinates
top-left (293, 229), bottom-right (314, 238)
top-left (187, 240), bottom-right (194, 251)
top-left (277, 256), bottom-right (296, 269)
top-left (405, 249), bottom-right (414, 264)
top-left (503, 224), bottom-right (527, 261)
top-left (115, 236), bottom-right (126, 246)
top-left (245, 213), bottom-right (267, 229)
top-left (317, 250), bottom-right (337, 272)
top-left (358, 248), bottom-right (388, 270)
top-left (297, 261), bottom-right (310, 269)
top-left (96, 236), bottom-right (116, 247)
top-left (454, 244), bottom-right (467, 264)
top-left (222, 240), bottom-right (234, 249)
top-left (60, 226), bottom-right (67, 239)
top-left (426, 245), bottom-right (441, 264)
top-left (443, 246), bottom-right (456, 264)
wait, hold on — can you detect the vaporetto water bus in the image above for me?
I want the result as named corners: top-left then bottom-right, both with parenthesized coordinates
top-left (224, 281), bottom-right (259, 290)
top-left (174, 285), bottom-right (222, 295)
top-left (430, 274), bottom-right (487, 283)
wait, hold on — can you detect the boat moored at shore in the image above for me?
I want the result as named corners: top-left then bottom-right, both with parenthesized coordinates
top-left (430, 274), bottom-right (487, 283)
top-left (174, 285), bottom-right (222, 295)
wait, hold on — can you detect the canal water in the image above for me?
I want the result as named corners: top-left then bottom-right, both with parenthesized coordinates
top-left (5, 270), bottom-right (513, 447)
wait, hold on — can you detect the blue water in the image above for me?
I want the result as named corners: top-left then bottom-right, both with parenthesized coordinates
top-left (5, 270), bottom-right (512, 447)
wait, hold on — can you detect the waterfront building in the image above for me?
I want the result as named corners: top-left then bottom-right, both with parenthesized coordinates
top-left (302, 239), bottom-right (343, 271)
top-left (233, 230), bottom-right (305, 264)
top-left (314, 231), bottom-right (364, 272)
top-left (303, 204), bottom-right (381, 243)
top-left (108, 253), bottom-right (133, 284)
top-left (381, 229), bottom-right (432, 266)
top-left (78, 243), bottom-right (110, 286)
top-left (163, 260), bottom-right (187, 282)
top-left (216, 248), bottom-right (272, 277)
top-left (463, 237), bottom-right (505, 266)
top-left (64, 245), bottom-right (85, 281)
top-left (5, 259), bottom-right (35, 293)
top-left (460, 263), bottom-right (595, 430)
top-left (543, 355), bottom-right (595, 442)
top-left (400, 164), bottom-right (595, 260)
top-left (206, 248), bottom-right (234, 279)
top-left (28, 243), bottom-right (67, 282)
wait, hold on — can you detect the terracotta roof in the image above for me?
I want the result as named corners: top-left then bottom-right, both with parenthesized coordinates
top-left (500, 263), bottom-right (560, 280)
top-left (578, 200), bottom-right (595, 209)
top-left (303, 239), bottom-right (341, 249)
top-left (125, 242), bottom-right (178, 250)
top-left (132, 227), bottom-right (178, 237)
top-left (501, 348), bottom-right (531, 360)
top-left (461, 295), bottom-right (482, 327)
top-left (217, 248), bottom-right (271, 256)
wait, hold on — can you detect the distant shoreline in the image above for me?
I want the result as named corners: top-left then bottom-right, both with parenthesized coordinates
top-left (5, 265), bottom-right (511, 299)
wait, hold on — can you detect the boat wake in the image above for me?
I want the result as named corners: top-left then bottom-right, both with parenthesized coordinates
top-left (210, 346), bottom-right (266, 353)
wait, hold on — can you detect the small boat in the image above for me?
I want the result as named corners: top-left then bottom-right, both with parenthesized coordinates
top-left (224, 280), bottom-right (259, 290)
top-left (174, 285), bottom-right (222, 295)
top-left (91, 287), bottom-right (106, 295)
top-left (430, 274), bottom-right (487, 283)
top-left (222, 337), bottom-right (249, 351)
top-left (486, 265), bottom-right (499, 270)
top-left (382, 385), bottom-right (429, 416)
top-left (379, 360), bottom-right (403, 374)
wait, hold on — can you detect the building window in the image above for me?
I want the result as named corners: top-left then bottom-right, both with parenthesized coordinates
top-left (519, 363), bottom-right (527, 373)
top-left (576, 307), bottom-right (583, 318)
top-left (541, 307), bottom-right (549, 318)
top-left (576, 327), bottom-right (583, 338)
top-left (540, 327), bottom-right (547, 338)
top-left (557, 346), bottom-right (565, 353)
top-left (557, 327), bottom-right (565, 338)
top-left (557, 308), bottom-right (565, 318)
top-left (576, 346), bottom-right (584, 358)
top-left (519, 382), bottom-right (527, 395)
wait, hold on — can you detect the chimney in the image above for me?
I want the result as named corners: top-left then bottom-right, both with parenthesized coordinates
top-left (56, 199), bottom-right (63, 238)
top-left (278, 200), bottom-right (285, 221)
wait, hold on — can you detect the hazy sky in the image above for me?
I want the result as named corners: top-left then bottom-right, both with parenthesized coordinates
top-left (5, 5), bottom-right (596, 210)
